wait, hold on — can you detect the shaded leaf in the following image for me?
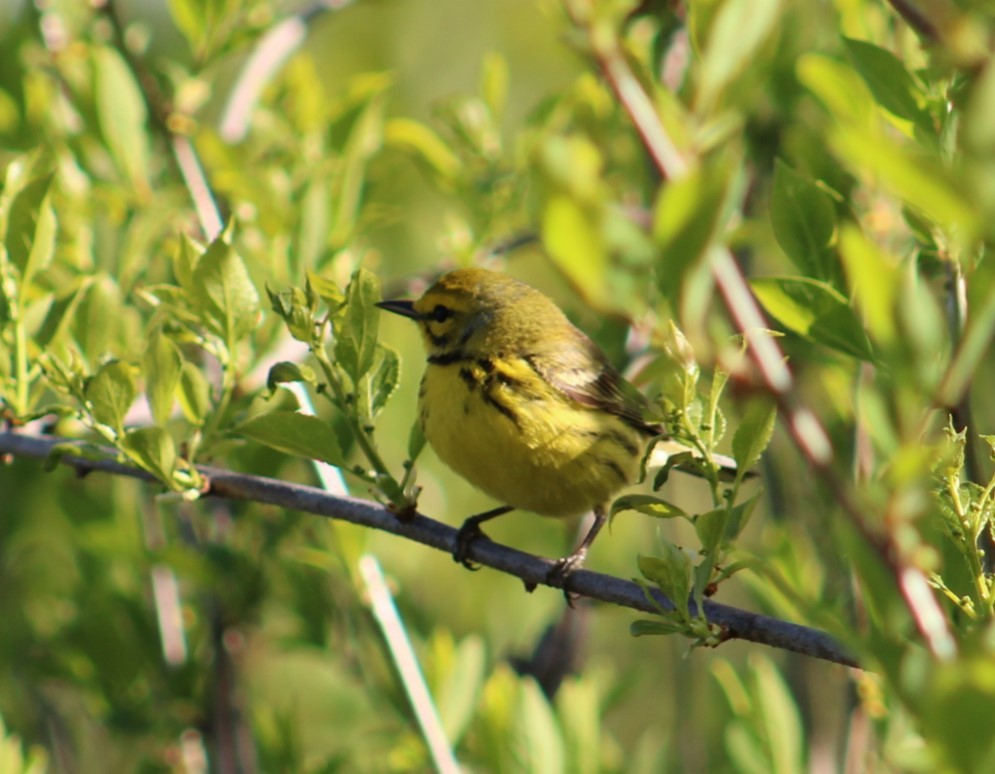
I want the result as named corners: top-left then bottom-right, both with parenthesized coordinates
top-left (639, 547), bottom-right (691, 619)
top-left (751, 276), bottom-right (874, 360)
top-left (238, 411), bottom-right (347, 467)
top-left (843, 37), bottom-right (932, 130)
top-left (732, 397), bottom-right (776, 474)
top-left (5, 173), bottom-right (53, 282)
top-left (770, 160), bottom-right (839, 286)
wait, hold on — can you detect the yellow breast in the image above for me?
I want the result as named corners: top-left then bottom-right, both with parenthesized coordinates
top-left (418, 355), bottom-right (644, 517)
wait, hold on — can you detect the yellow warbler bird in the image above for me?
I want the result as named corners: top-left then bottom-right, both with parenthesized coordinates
top-left (377, 268), bottom-right (696, 579)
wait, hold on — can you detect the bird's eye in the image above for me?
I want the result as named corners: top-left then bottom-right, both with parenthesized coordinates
top-left (431, 304), bottom-right (452, 323)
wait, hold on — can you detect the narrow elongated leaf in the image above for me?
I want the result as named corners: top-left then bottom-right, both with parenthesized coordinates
top-left (770, 160), bottom-right (839, 286)
top-left (696, 0), bottom-right (782, 113)
top-left (365, 345), bottom-right (400, 418)
top-left (145, 330), bottom-right (183, 426)
top-left (611, 494), bottom-right (688, 521)
top-left (94, 47), bottom-right (149, 188)
top-left (335, 268), bottom-right (381, 381)
top-left (654, 159), bottom-right (731, 301)
top-left (5, 174), bottom-right (53, 280)
top-left (178, 363), bottom-right (211, 427)
top-left (732, 397), bottom-right (777, 474)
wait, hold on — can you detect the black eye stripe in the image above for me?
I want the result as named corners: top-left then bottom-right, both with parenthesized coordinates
top-left (431, 304), bottom-right (452, 323)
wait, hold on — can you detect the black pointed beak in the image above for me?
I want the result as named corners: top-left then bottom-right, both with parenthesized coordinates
top-left (376, 299), bottom-right (422, 319)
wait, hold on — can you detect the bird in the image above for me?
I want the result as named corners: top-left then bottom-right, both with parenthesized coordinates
top-left (377, 267), bottom-right (723, 582)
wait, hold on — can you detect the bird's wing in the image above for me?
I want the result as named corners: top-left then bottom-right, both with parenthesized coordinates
top-left (526, 331), bottom-right (660, 435)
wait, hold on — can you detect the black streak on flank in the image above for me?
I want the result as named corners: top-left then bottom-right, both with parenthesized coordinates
top-left (459, 367), bottom-right (478, 389)
top-left (482, 391), bottom-right (521, 428)
top-left (597, 457), bottom-right (629, 483)
top-left (428, 350), bottom-right (471, 365)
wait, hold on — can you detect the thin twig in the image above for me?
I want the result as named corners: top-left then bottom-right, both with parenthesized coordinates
top-left (884, 0), bottom-right (941, 42)
top-left (0, 430), bottom-right (858, 668)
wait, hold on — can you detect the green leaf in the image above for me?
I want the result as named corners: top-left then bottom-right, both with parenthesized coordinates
top-left (191, 229), bottom-right (260, 346)
top-left (751, 275), bottom-right (874, 361)
top-left (654, 158), bottom-right (731, 301)
top-left (85, 360), bottom-right (137, 432)
top-left (436, 635), bottom-right (485, 744)
top-left (695, 0), bottom-right (782, 113)
top-left (750, 656), bottom-right (805, 773)
top-left (610, 494), bottom-right (688, 521)
top-left (512, 679), bottom-right (564, 774)
top-left (237, 411), bottom-right (347, 467)
top-left (537, 135), bottom-right (609, 306)
top-left (384, 118), bottom-right (461, 188)
top-left (695, 508), bottom-right (726, 555)
top-left (93, 46), bottom-right (149, 188)
top-left (837, 225), bottom-right (899, 346)
top-left (920, 656), bottom-right (995, 773)
top-left (144, 330), bottom-right (183, 426)
top-left (268, 285), bottom-right (314, 343)
top-left (334, 268), bottom-right (382, 381)
top-left (732, 397), bottom-right (776, 474)
top-left (121, 426), bottom-right (176, 485)
top-left (178, 362), bottom-right (211, 426)
top-left (769, 160), bottom-right (839, 286)
top-left (842, 37), bottom-right (932, 130)
top-left (329, 76), bottom-right (389, 248)
top-left (556, 678), bottom-right (600, 774)
top-left (630, 618), bottom-right (687, 636)
top-left (407, 421), bottom-right (426, 462)
top-left (305, 269), bottom-right (346, 310)
top-left (35, 277), bottom-right (91, 349)
top-left (5, 173), bottom-right (54, 283)
top-left (797, 53), bottom-right (876, 128)
top-left (365, 345), bottom-right (399, 418)
top-left (266, 361), bottom-right (317, 393)
top-left (829, 126), bottom-right (978, 238)
top-left (638, 547), bottom-right (691, 619)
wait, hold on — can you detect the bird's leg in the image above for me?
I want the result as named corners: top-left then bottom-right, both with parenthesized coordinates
top-left (454, 505), bottom-right (514, 569)
top-left (546, 506), bottom-right (607, 597)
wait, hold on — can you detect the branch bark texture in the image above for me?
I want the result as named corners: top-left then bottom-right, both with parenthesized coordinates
top-left (0, 430), bottom-right (858, 669)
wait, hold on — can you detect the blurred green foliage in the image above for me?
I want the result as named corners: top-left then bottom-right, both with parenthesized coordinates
top-left (4, 0), bottom-right (995, 771)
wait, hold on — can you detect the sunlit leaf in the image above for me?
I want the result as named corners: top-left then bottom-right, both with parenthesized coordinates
top-left (121, 426), bottom-right (177, 485)
top-left (770, 160), bottom-right (839, 287)
top-left (94, 47), bottom-right (149, 189)
top-left (334, 268), bottom-right (381, 381)
top-left (84, 360), bottom-right (137, 433)
top-left (144, 329), bottom-right (183, 426)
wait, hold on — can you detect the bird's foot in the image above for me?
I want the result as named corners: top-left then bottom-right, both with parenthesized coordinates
top-left (546, 549), bottom-right (587, 606)
top-left (453, 521), bottom-right (486, 570)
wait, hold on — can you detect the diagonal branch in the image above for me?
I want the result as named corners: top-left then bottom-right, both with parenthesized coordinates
top-left (0, 429), bottom-right (858, 669)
